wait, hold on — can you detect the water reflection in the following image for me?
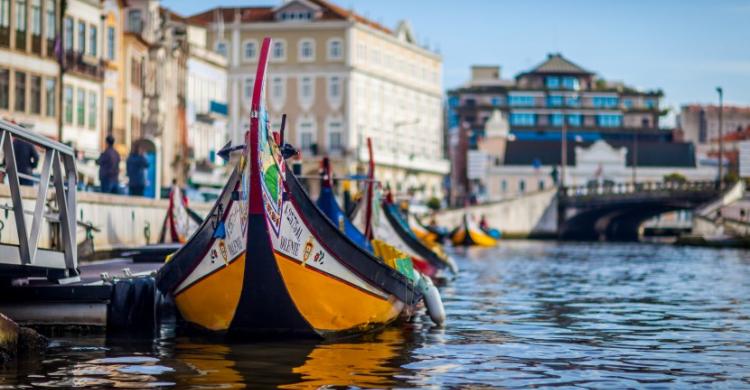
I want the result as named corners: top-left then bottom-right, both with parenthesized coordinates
top-left (4, 241), bottom-right (750, 387)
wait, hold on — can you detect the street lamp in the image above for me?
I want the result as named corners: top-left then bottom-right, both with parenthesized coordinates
top-left (716, 86), bottom-right (724, 187)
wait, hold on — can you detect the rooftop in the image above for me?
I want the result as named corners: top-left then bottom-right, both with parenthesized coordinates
top-left (522, 53), bottom-right (593, 76)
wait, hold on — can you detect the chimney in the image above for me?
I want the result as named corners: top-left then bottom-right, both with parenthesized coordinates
top-left (470, 65), bottom-right (501, 84)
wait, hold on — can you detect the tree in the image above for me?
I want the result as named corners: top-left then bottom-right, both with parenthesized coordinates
top-left (426, 197), bottom-right (441, 211)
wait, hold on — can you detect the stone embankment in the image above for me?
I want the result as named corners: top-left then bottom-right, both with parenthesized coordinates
top-left (0, 313), bottom-right (47, 365)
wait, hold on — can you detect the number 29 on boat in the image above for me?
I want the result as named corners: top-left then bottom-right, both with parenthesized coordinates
top-left (155, 37), bottom-right (443, 337)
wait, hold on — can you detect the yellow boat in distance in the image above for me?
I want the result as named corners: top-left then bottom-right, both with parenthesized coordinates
top-left (451, 214), bottom-right (498, 247)
top-left (155, 37), bottom-right (430, 337)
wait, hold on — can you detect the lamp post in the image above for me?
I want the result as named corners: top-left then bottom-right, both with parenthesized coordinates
top-left (716, 87), bottom-right (724, 187)
top-left (560, 107), bottom-right (567, 189)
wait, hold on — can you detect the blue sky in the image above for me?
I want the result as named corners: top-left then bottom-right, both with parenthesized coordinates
top-left (163, 0), bottom-right (750, 125)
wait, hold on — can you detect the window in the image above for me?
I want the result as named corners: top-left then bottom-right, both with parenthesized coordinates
top-left (597, 114), bottom-right (622, 127)
top-left (327, 120), bottom-right (342, 151)
top-left (272, 40), bottom-right (285, 60)
top-left (501, 180), bottom-right (507, 193)
top-left (329, 76), bottom-right (340, 99)
top-left (15, 0), bottom-right (26, 49)
top-left (15, 0), bottom-right (25, 31)
top-left (76, 88), bottom-right (85, 126)
top-left (567, 114), bottom-right (582, 126)
top-left (272, 77), bottom-right (283, 99)
top-left (328, 38), bottom-right (342, 60)
top-left (215, 41), bottom-right (227, 57)
top-left (77, 21), bottom-right (85, 53)
top-left (14, 71), bottom-right (25, 112)
top-left (299, 122), bottom-right (314, 150)
top-left (0, 0), bottom-right (9, 31)
top-left (519, 180), bottom-right (526, 193)
top-left (63, 17), bottom-right (72, 50)
top-left (63, 85), bottom-right (72, 123)
top-left (549, 113), bottom-right (563, 126)
top-left (106, 26), bottom-right (115, 60)
top-left (243, 77), bottom-right (254, 101)
top-left (106, 96), bottom-right (113, 133)
top-left (30, 0), bottom-right (40, 36)
top-left (29, 75), bottom-right (40, 114)
top-left (562, 76), bottom-right (579, 90)
top-left (566, 95), bottom-right (579, 107)
top-left (490, 97), bottom-right (502, 106)
top-left (545, 76), bottom-right (560, 89)
top-left (44, 78), bottom-right (55, 116)
top-left (546, 95), bottom-right (563, 107)
top-left (243, 41), bottom-right (256, 60)
top-left (539, 180), bottom-right (545, 191)
top-left (300, 76), bottom-right (312, 99)
top-left (508, 95), bottom-right (535, 106)
top-left (645, 98), bottom-right (655, 109)
top-left (88, 91), bottom-right (96, 129)
top-left (89, 25), bottom-right (97, 56)
top-left (509, 113), bottom-right (535, 126)
top-left (592, 96), bottom-right (618, 108)
top-left (44, 0), bottom-right (53, 39)
top-left (299, 39), bottom-right (313, 61)
top-left (0, 68), bottom-right (8, 109)
top-left (127, 9), bottom-right (142, 33)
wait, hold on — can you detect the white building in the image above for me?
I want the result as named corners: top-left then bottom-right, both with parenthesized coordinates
top-left (189, 0), bottom-right (449, 199)
top-left (473, 110), bottom-right (716, 202)
top-left (184, 23), bottom-right (229, 187)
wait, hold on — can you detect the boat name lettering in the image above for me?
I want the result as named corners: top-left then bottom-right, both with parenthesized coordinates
top-left (279, 236), bottom-right (300, 256)
top-left (285, 208), bottom-right (303, 241)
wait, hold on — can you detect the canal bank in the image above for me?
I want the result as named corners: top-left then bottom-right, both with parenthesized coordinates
top-left (0, 313), bottom-right (47, 365)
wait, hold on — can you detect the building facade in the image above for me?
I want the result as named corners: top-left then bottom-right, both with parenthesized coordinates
top-left (447, 54), bottom-right (666, 205)
top-left (677, 104), bottom-right (750, 171)
top-left (189, 0), bottom-right (449, 200)
top-left (0, 0), bottom-right (60, 138)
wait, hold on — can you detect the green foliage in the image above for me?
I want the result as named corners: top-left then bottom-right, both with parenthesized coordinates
top-left (426, 197), bottom-right (442, 211)
top-left (663, 172), bottom-right (687, 183)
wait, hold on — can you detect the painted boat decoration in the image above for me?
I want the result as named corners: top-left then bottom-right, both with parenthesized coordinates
top-left (159, 184), bottom-right (202, 244)
top-left (451, 214), bottom-right (498, 247)
top-left (351, 139), bottom-right (458, 280)
top-left (155, 37), bottom-right (438, 335)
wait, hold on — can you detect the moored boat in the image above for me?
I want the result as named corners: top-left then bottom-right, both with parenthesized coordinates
top-left (155, 37), bottom-right (433, 336)
top-left (350, 140), bottom-right (458, 280)
top-left (451, 214), bottom-right (498, 247)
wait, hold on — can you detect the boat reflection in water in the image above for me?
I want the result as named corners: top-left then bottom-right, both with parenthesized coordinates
top-left (169, 329), bottom-right (412, 388)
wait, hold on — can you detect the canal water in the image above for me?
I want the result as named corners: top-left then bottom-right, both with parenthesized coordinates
top-left (2, 241), bottom-right (750, 388)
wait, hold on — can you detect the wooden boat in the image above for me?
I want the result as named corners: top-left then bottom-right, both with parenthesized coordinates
top-left (155, 38), bottom-right (432, 336)
top-left (351, 140), bottom-right (458, 280)
top-left (159, 183), bottom-right (202, 244)
top-left (451, 214), bottom-right (498, 247)
top-left (315, 157), bottom-right (373, 253)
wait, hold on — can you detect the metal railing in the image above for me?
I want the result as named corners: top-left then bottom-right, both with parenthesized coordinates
top-left (0, 119), bottom-right (78, 282)
top-left (560, 180), bottom-right (719, 198)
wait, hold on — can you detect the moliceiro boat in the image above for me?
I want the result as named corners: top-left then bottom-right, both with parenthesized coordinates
top-left (451, 214), bottom-right (498, 247)
top-left (155, 38), bottom-right (438, 336)
top-left (351, 140), bottom-right (458, 280)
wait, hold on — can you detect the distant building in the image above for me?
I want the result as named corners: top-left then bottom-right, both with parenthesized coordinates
top-left (677, 104), bottom-right (750, 169)
top-left (447, 54), bottom-right (667, 205)
top-left (188, 0), bottom-right (449, 200)
top-left (0, 0), bottom-right (60, 139)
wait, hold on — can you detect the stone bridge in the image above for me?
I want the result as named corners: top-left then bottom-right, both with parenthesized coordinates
top-left (558, 181), bottom-right (723, 241)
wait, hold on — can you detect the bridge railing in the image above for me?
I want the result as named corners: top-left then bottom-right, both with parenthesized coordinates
top-left (560, 180), bottom-right (719, 198)
top-left (0, 119), bottom-right (78, 282)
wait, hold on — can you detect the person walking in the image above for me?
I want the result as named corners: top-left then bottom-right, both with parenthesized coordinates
top-left (12, 138), bottom-right (39, 186)
top-left (126, 146), bottom-right (149, 196)
top-left (96, 135), bottom-right (120, 194)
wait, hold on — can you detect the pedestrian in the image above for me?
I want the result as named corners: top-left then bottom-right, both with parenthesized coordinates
top-left (13, 138), bottom-right (39, 186)
top-left (126, 145), bottom-right (149, 197)
top-left (96, 135), bottom-right (120, 194)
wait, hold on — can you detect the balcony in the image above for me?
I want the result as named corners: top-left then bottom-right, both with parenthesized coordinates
top-left (64, 51), bottom-right (104, 80)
